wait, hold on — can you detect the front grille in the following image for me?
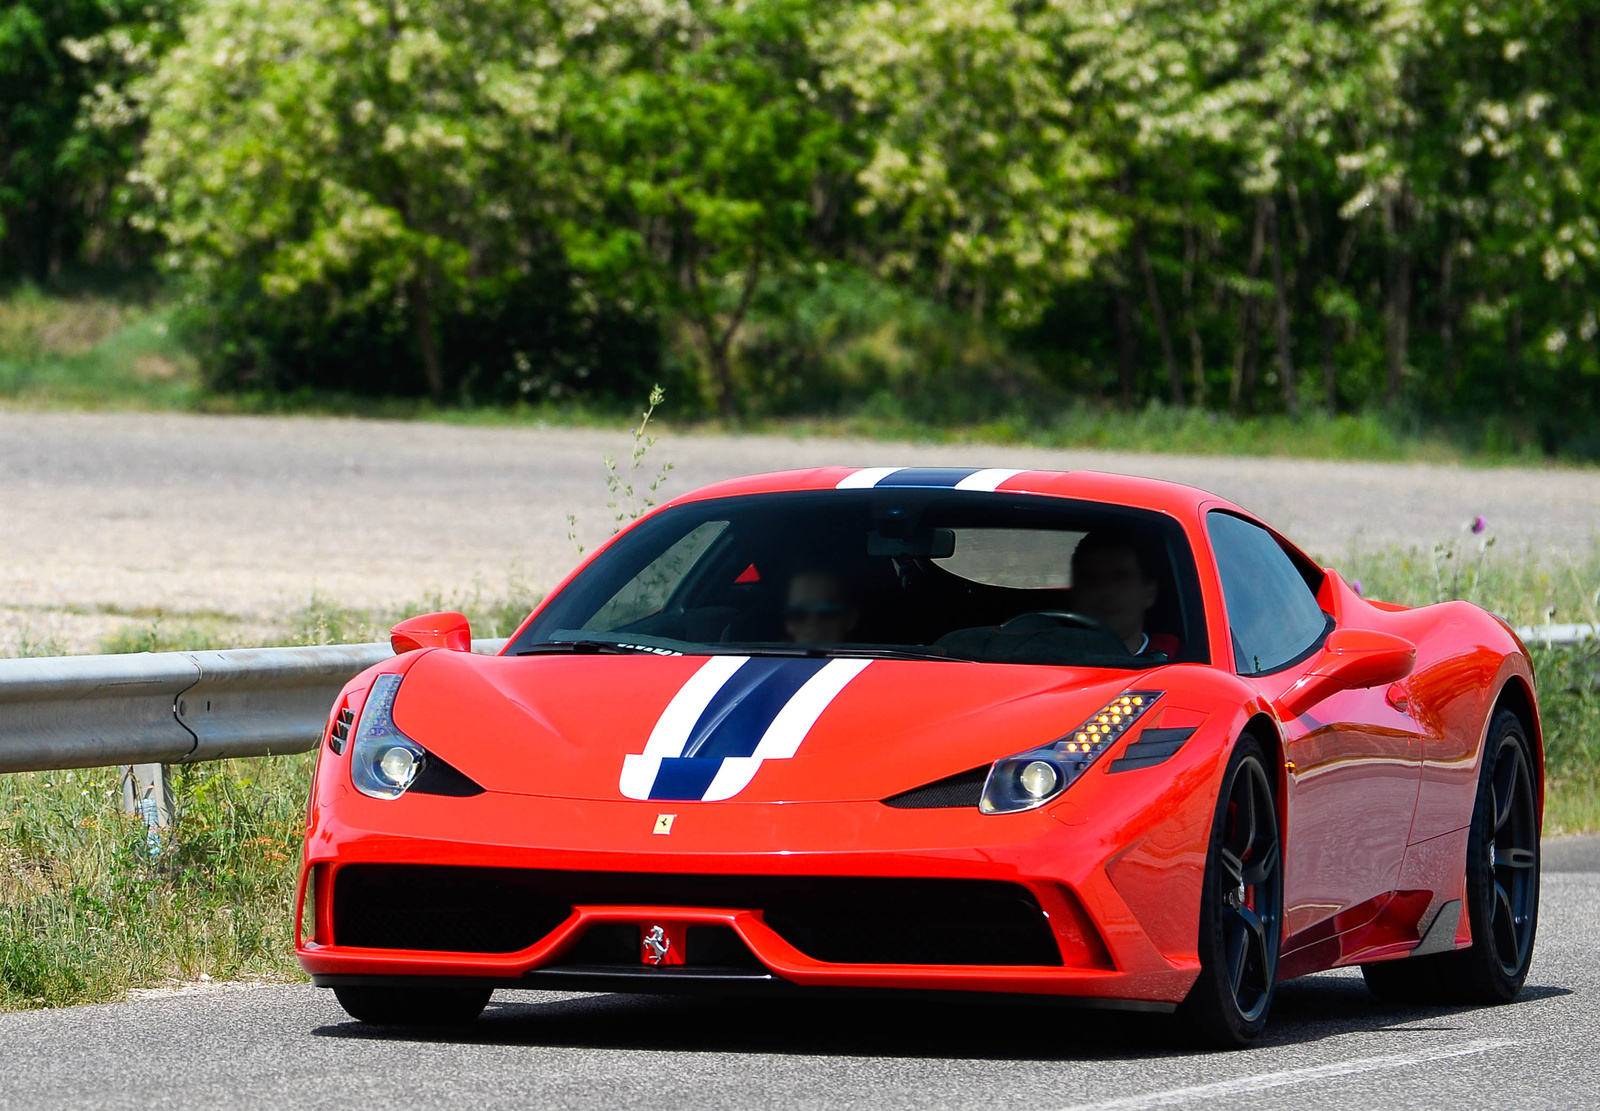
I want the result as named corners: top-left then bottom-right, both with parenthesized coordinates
top-left (333, 866), bottom-right (1061, 966)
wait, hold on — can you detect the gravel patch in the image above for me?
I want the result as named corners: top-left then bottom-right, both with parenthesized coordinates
top-left (3, 410), bottom-right (1597, 652)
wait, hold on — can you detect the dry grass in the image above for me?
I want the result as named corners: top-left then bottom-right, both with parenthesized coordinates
top-left (0, 289), bottom-right (129, 361)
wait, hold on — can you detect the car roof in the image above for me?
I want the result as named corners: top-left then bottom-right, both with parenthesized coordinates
top-left (666, 466), bottom-right (1252, 522)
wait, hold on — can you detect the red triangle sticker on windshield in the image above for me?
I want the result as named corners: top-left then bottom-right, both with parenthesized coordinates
top-left (735, 563), bottom-right (760, 584)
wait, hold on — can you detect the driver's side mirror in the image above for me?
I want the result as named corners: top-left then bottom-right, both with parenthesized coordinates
top-left (1274, 628), bottom-right (1416, 719)
top-left (390, 611), bottom-right (472, 654)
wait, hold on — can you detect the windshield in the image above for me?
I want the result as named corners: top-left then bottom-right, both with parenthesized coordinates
top-left (510, 490), bottom-right (1208, 669)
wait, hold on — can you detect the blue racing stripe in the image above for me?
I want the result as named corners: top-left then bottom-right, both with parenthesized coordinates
top-left (873, 467), bottom-right (982, 488)
top-left (648, 758), bottom-right (724, 801)
top-left (681, 656), bottom-right (830, 760)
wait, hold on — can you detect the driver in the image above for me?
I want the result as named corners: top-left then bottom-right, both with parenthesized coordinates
top-left (783, 569), bottom-right (861, 644)
top-left (1070, 530), bottom-right (1178, 657)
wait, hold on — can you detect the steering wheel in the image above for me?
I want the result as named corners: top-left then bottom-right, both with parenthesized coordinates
top-left (997, 610), bottom-right (1128, 650)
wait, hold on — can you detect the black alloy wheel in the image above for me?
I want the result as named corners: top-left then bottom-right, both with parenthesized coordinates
top-left (1178, 735), bottom-right (1283, 1048)
top-left (333, 984), bottom-right (493, 1026)
top-left (1362, 709), bottom-right (1540, 1004)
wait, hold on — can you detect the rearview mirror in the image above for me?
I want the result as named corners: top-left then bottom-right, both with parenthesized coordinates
top-left (1273, 628), bottom-right (1416, 719)
top-left (390, 611), bottom-right (472, 654)
top-left (867, 526), bottom-right (956, 559)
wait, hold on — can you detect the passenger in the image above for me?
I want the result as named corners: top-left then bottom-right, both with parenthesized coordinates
top-left (783, 570), bottom-right (861, 644)
top-left (1071, 530), bottom-right (1178, 657)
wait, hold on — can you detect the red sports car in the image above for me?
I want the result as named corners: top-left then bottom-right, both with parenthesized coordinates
top-left (295, 467), bottom-right (1542, 1046)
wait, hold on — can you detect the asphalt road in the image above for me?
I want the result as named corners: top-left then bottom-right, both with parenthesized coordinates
top-left (2, 841), bottom-right (1596, 1110)
top-left (5, 410), bottom-right (1600, 652)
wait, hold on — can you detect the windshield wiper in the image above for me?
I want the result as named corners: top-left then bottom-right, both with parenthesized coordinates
top-left (516, 641), bottom-right (953, 662)
top-left (824, 646), bottom-right (957, 663)
top-left (515, 639), bottom-right (675, 656)
top-left (719, 645), bottom-right (956, 663)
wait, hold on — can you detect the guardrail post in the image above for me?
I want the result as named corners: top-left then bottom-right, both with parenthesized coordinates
top-left (120, 762), bottom-right (173, 854)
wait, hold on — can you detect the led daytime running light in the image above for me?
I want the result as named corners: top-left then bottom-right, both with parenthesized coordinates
top-left (979, 691), bottom-right (1164, 814)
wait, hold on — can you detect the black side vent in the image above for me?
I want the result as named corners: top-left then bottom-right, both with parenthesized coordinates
top-left (881, 765), bottom-right (989, 809)
top-left (1108, 727), bottom-right (1197, 773)
top-left (329, 706), bottom-right (354, 754)
top-left (411, 752), bottom-right (486, 797)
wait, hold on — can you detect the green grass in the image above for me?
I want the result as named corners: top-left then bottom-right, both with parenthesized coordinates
top-left (0, 755), bottom-right (310, 1010)
top-left (0, 284), bottom-right (200, 410)
top-left (0, 285), bottom-right (1584, 467)
top-left (0, 579), bottom-right (546, 1012)
top-left (758, 406), bottom-right (1537, 465)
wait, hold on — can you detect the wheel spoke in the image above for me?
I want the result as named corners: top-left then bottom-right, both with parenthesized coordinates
top-left (1501, 847), bottom-right (1537, 870)
top-left (1244, 839), bottom-right (1279, 886)
top-left (1493, 747), bottom-right (1519, 833)
top-left (1225, 914), bottom-right (1249, 995)
top-left (1237, 905), bottom-right (1271, 995)
top-left (1492, 881), bottom-right (1519, 964)
top-left (1220, 846), bottom-right (1245, 888)
top-left (1231, 778), bottom-right (1257, 858)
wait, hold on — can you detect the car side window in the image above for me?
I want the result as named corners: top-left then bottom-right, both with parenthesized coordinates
top-left (1207, 512), bottom-right (1329, 675)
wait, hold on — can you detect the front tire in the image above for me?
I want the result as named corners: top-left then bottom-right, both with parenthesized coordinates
top-left (333, 984), bottom-right (493, 1026)
top-left (1177, 735), bottom-right (1283, 1049)
top-left (1362, 709), bottom-right (1539, 1004)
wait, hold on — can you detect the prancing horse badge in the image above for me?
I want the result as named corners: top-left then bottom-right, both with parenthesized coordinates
top-left (653, 813), bottom-right (675, 835)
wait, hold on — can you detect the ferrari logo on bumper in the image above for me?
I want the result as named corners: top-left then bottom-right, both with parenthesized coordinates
top-left (642, 925), bottom-right (671, 965)
top-left (653, 813), bottom-right (675, 834)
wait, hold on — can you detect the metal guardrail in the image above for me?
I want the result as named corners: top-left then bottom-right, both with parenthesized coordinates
top-left (0, 638), bottom-right (506, 775)
top-left (1515, 623), bottom-right (1597, 648)
top-left (0, 626), bottom-right (1589, 777)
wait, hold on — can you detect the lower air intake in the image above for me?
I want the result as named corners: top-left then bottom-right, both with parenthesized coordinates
top-left (333, 866), bottom-right (1061, 966)
top-left (333, 865), bottom-right (571, 953)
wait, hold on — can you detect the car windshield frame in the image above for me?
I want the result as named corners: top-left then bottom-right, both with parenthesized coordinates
top-left (508, 489), bottom-right (1210, 669)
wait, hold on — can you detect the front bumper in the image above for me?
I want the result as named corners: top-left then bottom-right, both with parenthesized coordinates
top-left (296, 786), bottom-right (1208, 1006)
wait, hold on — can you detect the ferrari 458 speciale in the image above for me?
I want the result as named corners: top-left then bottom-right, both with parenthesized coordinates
top-left (296, 467), bottom-right (1542, 1046)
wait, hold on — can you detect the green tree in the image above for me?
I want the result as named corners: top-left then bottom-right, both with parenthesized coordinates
top-left (825, 0), bottom-right (1116, 330)
top-left (1, 0), bottom-right (176, 279)
top-left (555, 0), bottom-right (858, 417)
top-left (135, 0), bottom-right (583, 398)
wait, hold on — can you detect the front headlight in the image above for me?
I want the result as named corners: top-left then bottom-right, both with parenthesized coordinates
top-left (349, 673), bottom-right (427, 800)
top-left (980, 691), bottom-right (1163, 814)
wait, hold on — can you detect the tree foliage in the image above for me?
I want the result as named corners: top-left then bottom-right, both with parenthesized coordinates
top-left (0, 0), bottom-right (178, 278)
top-left (8, 0), bottom-right (1600, 450)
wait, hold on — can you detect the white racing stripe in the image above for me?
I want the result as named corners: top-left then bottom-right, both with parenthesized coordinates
top-left (836, 466), bottom-right (902, 489)
top-left (953, 467), bottom-right (1023, 491)
top-left (702, 658), bottom-right (873, 800)
top-left (1056, 1038), bottom-right (1514, 1111)
top-left (619, 655), bottom-right (749, 800)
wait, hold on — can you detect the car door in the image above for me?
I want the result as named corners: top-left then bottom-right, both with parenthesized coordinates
top-left (1206, 511), bottom-right (1422, 944)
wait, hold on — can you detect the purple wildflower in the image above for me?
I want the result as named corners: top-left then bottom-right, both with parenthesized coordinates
top-left (1470, 515), bottom-right (1487, 534)
top-left (1350, 579), bottom-right (1364, 596)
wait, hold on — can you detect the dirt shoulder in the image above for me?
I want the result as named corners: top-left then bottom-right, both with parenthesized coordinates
top-left (3, 411), bottom-right (1595, 652)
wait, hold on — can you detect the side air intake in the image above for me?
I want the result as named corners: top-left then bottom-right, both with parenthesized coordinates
top-left (881, 765), bottom-right (989, 809)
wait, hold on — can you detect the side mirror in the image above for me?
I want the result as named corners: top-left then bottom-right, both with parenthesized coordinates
top-left (390, 611), bottom-right (472, 654)
top-left (1274, 628), bottom-right (1416, 719)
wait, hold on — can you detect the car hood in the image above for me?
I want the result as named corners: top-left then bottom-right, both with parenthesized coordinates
top-left (390, 649), bottom-right (1156, 803)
